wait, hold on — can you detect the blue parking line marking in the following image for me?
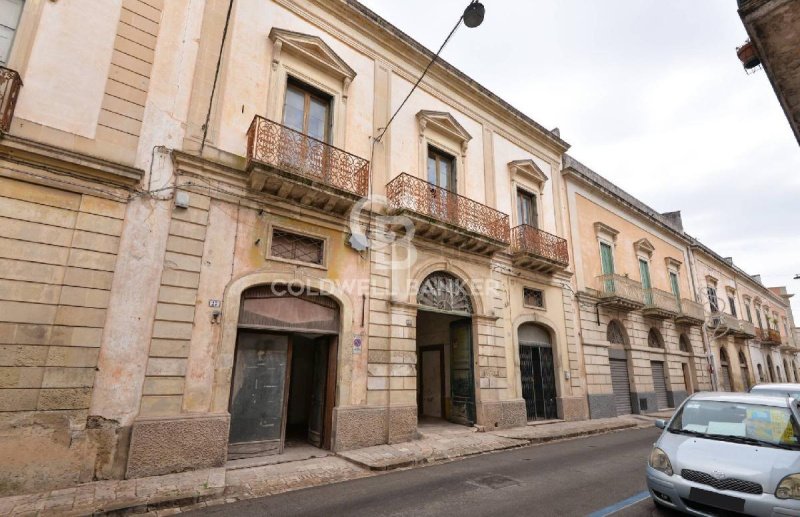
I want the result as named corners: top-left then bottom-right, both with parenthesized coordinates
top-left (586, 490), bottom-right (651, 517)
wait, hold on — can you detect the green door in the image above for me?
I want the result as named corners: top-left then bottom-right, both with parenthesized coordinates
top-left (600, 242), bottom-right (615, 293)
top-left (449, 319), bottom-right (475, 425)
top-left (669, 271), bottom-right (681, 310)
top-left (639, 259), bottom-right (652, 305)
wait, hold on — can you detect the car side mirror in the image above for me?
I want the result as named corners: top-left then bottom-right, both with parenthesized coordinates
top-left (654, 419), bottom-right (666, 430)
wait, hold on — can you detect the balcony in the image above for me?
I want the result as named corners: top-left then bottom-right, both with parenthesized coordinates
top-left (246, 116), bottom-right (369, 215)
top-left (757, 328), bottom-right (782, 345)
top-left (706, 312), bottom-right (739, 335)
top-left (385, 173), bottom-right (510, 256)
top-left (510, 225), bottom-right (569, 273)
top-left (675, 299), bottom-right (705, 326)
top-left (642, 287), bottom-right (680, 320)
top-left (732, 319), bottom-right (756, 339)
top-left (595, 274), bottom-right (644, 311)
top-left (0, 66), bottom-right (21, 133)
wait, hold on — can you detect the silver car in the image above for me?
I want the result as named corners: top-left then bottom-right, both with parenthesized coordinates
top-left (646, 392), bottom-right (800, 516)
top-left (750, 383), bottom-right (800, 398)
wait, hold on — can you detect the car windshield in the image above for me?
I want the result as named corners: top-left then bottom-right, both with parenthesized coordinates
top-left (668, 400), bottom-right (800, 449)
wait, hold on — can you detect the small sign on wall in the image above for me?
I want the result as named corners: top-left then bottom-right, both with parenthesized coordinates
top-left (209, 299), bottom-right (221, 308)
top-left (353, 335), bottom-right (362, 354)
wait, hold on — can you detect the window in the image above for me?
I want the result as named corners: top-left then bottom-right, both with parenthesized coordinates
top-left (756, 307), bottom-right (764, 329)
top-left (607, 320), bottom-right (627, 346)
top-left (745, 303), bottom-right (753, 323)
top-left (270, 229), bottom-right (324, 265)
top-left (639, 259), bottom-right (652, 305)
top-left (728, 296), bottom-right (737, 318)
top-left (707, 286), bottom-right (718, 313)
top-left (648, 328), bottom-right (664, 349)
top-left (599, 242), bottom-right (614, 275)
top-left (0, 0), bottom-right (23, 66)
top-left (523, 288), bottom-right (544, 309)
top-left (669, 271), bottom-right (680, 299)
top-left (517, 189), bottom-right (538, 228)
top-left (282, 80), bottom-right (331, 142)
top-left (427, 146), bottom-right (456, 191)
top-left (679, 334), bottom-right (691, 353)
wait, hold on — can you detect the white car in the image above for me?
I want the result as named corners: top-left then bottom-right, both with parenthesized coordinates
top-left (646, 392), bottom-right (800, 516)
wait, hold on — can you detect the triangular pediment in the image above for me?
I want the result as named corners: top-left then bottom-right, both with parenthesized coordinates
top-left (269, 28), bottom-right (356, 82)
top-left (508, 159), bottom-right (548, 186)
top-left (417, 110), bottom-right (472, 144)
top-left (634, 238), bottom-right (656, 256)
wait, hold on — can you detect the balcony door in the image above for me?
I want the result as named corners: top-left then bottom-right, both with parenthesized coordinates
top-left (426, 146), bottom-right (458, 223)
top-left (517, 189), bottom-right (538, 229)
top-left (282, 81), bottom-right (332, 177)
top-left (600, 242), bottom-right (615, 293)
top-left (669, 271), bottom-right (680, 306)
top-left (639, 259), bottom-right (652, 305)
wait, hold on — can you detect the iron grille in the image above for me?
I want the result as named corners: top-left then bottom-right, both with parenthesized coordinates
top-left (681, 469), bottom-right (763, 495)
top-left (511, 225), bottom-right (569, 266)
top-left (270, 229), bottom-right (324, 265)
top-left (523, 288), bottom-right (544, 308)
top-left (0, 66), bottom-right (21, 133)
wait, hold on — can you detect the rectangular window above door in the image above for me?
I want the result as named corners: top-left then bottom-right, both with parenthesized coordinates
top-left (517, 189), bottom-right (538, 228)
top-left (282, 80), bottom-right (332, 142)
top-left (427, 146), bottom-right (456, 192)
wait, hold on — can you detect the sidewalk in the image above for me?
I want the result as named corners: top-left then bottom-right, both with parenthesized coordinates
top-left (0, 414), bottom-right (664, 516)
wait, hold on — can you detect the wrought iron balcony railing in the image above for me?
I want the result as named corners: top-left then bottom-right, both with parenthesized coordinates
top-left (642, 287), bottom-right (680, 318)
top-left (246, 115), bottom-right (369, 197)
top-left (676, 299), bottom-right (705, 325)
top-left (768, 328), bottom-right (782, 344)
top-left (596, 274), bottom-right (645, 310)
top-left (510, 224), bottom-right (569, 267)
top-left (0, 66), bottom-right (21, 133)
top-left (386, 172), bottom-right (510, 243)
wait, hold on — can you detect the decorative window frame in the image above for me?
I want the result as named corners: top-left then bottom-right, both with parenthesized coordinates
top-left (416, 110), bottom-right (471, 195)
top-left (522, 287), bottom-right (546, 310)
top-left (664, 257), bottom-right (682, 272)
top-left (266, 28), bottom-right (357, 149)
top-left (265, 223), bottom-right (329, 270)
top-left (594, 222), bottom-right (619, 274)
top-left (509, 159), bottom-right (547, 228)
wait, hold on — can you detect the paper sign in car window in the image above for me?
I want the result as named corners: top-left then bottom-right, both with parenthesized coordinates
top-left (747, 408), bottom-right (791, 443)
top-left (707, 422), bottom-right (746, 436)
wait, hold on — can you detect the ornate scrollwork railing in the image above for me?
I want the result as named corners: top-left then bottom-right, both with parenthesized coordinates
top-left (510, 224), bottom-right (569, 266)
top-left (386, 172), bottom-right (510, 243)
top-left (246, 115), bottom-right (369, 197)
top-left (0, 66), bottom-right (22, 133)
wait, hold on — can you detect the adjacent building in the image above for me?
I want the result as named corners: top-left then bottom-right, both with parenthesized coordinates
top-left (0, 0), bottom-right (795, 499)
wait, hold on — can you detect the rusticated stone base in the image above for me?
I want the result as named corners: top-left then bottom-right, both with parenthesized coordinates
top-left (587, 394), bottom-right (616, 419)
top-left (333, 405), bottom-right (417, 451)
top-left (557, 396), bottom-right (589, 421)
top-left (478, 399), bottom-right (527, 430)
top-left (667, 390), bottom-right (688, 409)
top-left (631, 391), bottom-right (657, 414)
top-left (125, 413), bottom-right (229, 479)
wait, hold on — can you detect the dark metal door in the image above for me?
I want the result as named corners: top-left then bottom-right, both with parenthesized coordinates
top-left (651, 361), bottom-right (669, 409)
top-left (519, 344), bottom-right (557, 420)
top-left (307, 337), bottom-right (329, 448)
top-left (228, 332), bottom-right (289, 458)
top-left (610, 358), bottom-right (632, 416)
top-left (449, 319), bottom-right (475, 425)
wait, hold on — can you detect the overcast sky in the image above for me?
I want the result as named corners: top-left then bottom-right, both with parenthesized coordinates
top-left (360, 0), bottom-right (800, 318)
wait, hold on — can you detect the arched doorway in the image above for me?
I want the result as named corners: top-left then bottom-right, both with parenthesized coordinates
top-left (719, 348), bottom-right (733, 391)
top-left (228, 285), bottom-right (340, 459)
top-left (739, 350), bottom-right (751, 390)
top-left (678, 334), bottom-right (695, 394)
top-left (767, 356), bottom-right (776, 382)
top-left (416, 272), bottom-right (475, 426)
top-left (647, 328), bottom-right (669, 409)
top-left (607, 320), bottom-right (632, 416)
top-left (757, 363), bottom-right (764, 383)
top-left (518, 323), bottom-right (557, 421)
top-left (784, 359), bottom-right (793, 382)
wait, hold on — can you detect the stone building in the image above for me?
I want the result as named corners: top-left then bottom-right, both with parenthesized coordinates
top-left (737, 0), bottom-right (800, 145)
top-left (0, 0), bottom-right (582, 495)
top-left (561, 156), bottom-right (711, 419)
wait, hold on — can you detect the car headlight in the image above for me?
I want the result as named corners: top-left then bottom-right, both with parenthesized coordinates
top-left (648, 447), bottom-right (673, 476)
top-left (776, 474), bottom-right (800, 500)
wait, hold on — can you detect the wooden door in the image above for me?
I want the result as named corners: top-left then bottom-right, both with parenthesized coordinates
top-left (419, 346), bottom-right (444, 418)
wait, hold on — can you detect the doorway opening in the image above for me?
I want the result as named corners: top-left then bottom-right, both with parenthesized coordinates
top-left (227, 287), bottom-right (339, 460)
top-left (518, 323), bottom-right (557, 421)
top-left (416, 309), bottom-right (475, 426)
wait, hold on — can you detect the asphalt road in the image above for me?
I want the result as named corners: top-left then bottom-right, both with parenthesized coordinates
top-left (188, 427), bottom-right (681, 517)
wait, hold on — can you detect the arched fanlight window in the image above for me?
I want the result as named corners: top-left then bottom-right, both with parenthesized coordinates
top-left (417, 271), bottom-right (473, 314)
top-left (648, 328), bottom-right (664, 349)
top-left (607, 320), bottom-right (628, 346)
top-left (678, 334), bottom-right (691, 353)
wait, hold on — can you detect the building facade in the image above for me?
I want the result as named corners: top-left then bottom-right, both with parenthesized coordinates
top-left (0, 0), bottom-right (796, 499)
